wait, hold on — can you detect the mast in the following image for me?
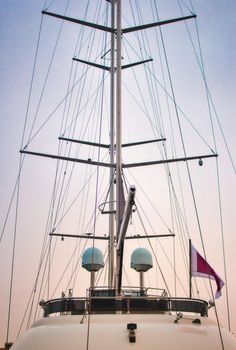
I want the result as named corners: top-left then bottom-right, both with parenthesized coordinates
top-left (108, 0), bottom-right (115, 289)
top-left (115, 0), bottom-right (123, 234)
top-left (23, 0), bottom-right (211, 296)
top-left (115, 0), bottom-right (123, 294)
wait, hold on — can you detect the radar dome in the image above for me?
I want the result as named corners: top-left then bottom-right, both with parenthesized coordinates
top-left (131, 248), bottom-right (153, 272)
top-left (82, 247), bottom-right (104, 272)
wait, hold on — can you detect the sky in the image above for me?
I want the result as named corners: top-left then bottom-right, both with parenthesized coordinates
top-left (0, 0), bottom-right (236, 346)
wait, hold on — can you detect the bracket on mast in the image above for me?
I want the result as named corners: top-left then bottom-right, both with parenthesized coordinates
top-left (59, 137), bottom-right (110, 149)
top-left (42, 11), bottom-right (196, 36)
top-left (20, 150), bottom-right (217, 171)
top-left (122, 14), bottom-right (196, 34)
top-left (73, 57), bottom-right (153, 71)
top-left (126, 233), bottom-right (175, 239)
top-left (50, 233), bottom-right (109, 240)
top-left (42, 10), bottom-right (115, 33)
top-left (59, 137), bottom-right (165, 148)
top-left (73, 58), bottom-right (110, 71)
top-left (49, 232), bottom-right (175, 240)
top-left (122, 58), bottom-right (153, 70)
top-left (20, 150), bottom-right (114, 168)
top-left (123, 153), bottom-right (218, 169)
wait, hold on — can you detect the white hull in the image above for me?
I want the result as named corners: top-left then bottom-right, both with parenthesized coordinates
top-left (12, 314), bottom-right (236, 350)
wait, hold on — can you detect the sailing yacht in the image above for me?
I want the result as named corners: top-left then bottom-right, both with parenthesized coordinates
top-left (1, 0), bottom-right (236, 349)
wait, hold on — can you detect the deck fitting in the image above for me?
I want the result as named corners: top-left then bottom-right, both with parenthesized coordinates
top-left (127, 323), bottom-right (137, 343)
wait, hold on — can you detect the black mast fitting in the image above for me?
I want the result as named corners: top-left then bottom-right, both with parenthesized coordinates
top-left (20, 150), bottom-right (113, 168)
top-left (20, 150), bottom-right (217, 169)
top-left (123, 154), bottom-right (218, 169)
top-left (123, 14), bottom-right (197, 34)
top-left (42, 10), bottom-right (115, 33)
top-left (49, 233), bottom-right (175, 240)
top-left (73, 58), bottom-right (110, 71)
top-left (42, 11), bottom-right (196, 35)
top-left (59, 137), bottom-right (166, 148)
top-left (73, 57), bottom-right (153, 71)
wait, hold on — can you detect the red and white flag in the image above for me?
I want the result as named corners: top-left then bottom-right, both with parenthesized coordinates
top-left (191, 244), bottom-right (224, 298)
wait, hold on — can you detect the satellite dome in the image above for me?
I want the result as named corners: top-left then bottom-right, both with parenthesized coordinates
top-left (82, 247), bottom-right (104, 272)
top-left (131, 248), bottom-right (153, 272)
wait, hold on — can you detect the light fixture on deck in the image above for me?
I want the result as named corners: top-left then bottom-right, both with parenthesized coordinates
top-left (199, 158), bottom-right (203, 166)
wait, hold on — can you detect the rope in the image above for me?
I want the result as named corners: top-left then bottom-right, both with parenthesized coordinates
top-left (193, 9), bottom-right (231, 333)
top-left (124, 172), bottom-right (188, 296)
top-left (185, 0), bottom-right (231, 336)
top-left (6, 167), bottom-right (21, 343)
top-left (4, 10), bottom-right (46, 342)
top-left (86, 5), bottom-right (108, 348)
top-left (174, 1), bottom-right (227, 347)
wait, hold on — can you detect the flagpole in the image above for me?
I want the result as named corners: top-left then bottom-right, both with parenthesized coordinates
top-left (189, 239), bottom-right (192, 298)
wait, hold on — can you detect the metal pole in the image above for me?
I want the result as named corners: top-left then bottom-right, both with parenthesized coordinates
top-left (116, 0), bottom-right (122, 293)
top-left (140, 272), bottom-right (144, 291)
top-left (90, 271), bottom-right (95, 290)
top-left (108, 0), bottom-right (115, 289)
top-left (189, 239), bottom-right (192, 298)
top-left (116, 0), bottom-right (122, 234)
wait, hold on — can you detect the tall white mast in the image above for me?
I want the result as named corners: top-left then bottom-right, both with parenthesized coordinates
top-left (115, 0), bottom-right (124, 293)
top-left (115, 0), bottom-right (122, 237)
top-left (108, 0), bottom-right (115, 288)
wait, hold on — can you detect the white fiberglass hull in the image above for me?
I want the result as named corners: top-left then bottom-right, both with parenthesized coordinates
top-left (11, 314), bottom-right (236, 350)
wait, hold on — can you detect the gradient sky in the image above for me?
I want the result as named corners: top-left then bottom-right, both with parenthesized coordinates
top-left (0, 0), bottom-right (236, 346)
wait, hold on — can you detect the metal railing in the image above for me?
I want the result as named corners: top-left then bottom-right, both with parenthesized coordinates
top-left (39, 288), bottom-right (208, 317)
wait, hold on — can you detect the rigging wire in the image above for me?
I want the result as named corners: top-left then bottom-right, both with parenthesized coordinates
top-left (5, 167), bottom-right (21, 344)
top-left (122, 38), bottom-right (216, 153)
top-left (124, 172), bottom-right (188, 296)
top-left (187, 1), bottom-right (235, 174)
top-left (24, 1), bottom-right (71, 149)
top-left (175, 0), bottom-right (232, 334)
top-left (30, 0), bottom-right (109, 301)
top-left (12, 0), bottom-right (105, 334)
top-left (43, 21), bottom-right (109, 266)
top-left (154, 0), bottom-right (225, 347)
top-left (150, 0), bottom-right (192, 280)
top-left (122, 1), bottom-right (217, 155)
top-left (51, 31), bottom-right (102, 231)
top-left (0, 12), bottom-right (45, 244)
top-left (153, 0), bottom-right (210, 292)
top-left (19, 0), bottom-right (79, 330)
top-left (124, 2), bottom-right (193, 293)
top-left (29, 0), bottom-right (106, 298)
top-left (46, 0), bottom-right (111, 300)
top-left (136, 208), bottom-right (171, 296)
top-left (86, 5), bottom-right (108, 349)
top-left (4, 10), bottom-right (46, 342)
top-left (188, 0), bottom-right (232, 330)
top-left (129, 0), bottom-right (193, 290)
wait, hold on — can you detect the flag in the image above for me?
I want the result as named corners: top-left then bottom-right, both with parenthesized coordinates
top-left (191, 244), bottom-right (224, 298)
